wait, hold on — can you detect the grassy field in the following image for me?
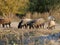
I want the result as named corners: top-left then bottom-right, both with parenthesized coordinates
top-left (0, 21), bottom-right (60, 45)
top-left (0, 28), bottom-right (60, 45)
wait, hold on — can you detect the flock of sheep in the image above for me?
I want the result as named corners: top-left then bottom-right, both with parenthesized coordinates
top-left (0, 16), bottom-right (56, 30)
top-left (18, 17), bottom-right (56, 29)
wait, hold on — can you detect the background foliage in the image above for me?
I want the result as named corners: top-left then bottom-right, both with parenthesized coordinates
top-left (0, 0), bottom-right (29, 17)
top-left (29, 0), bottom-right (60, 13)
top-left (0, 0), bottom-right (60, 17)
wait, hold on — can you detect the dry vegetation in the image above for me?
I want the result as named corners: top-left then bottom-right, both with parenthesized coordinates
top-left (0, 28), bottom-right (60, 37)
top-left (0, 11), bottom-right (60, 45)
top-left (25, 11), bottom-right (60, 23)
top-left (0, 28), bottom-right (60, 45)
top-left (0, 0), bottom-right (60, 45)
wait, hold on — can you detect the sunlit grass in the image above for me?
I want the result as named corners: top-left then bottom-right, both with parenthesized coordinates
top-left (0, 28), bottom-right (60, 45)
top-left (0, 28), bottom-right (60, 36)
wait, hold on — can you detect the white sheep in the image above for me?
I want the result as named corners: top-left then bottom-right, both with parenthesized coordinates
top-left (47, 20), bottom-right (56, 29)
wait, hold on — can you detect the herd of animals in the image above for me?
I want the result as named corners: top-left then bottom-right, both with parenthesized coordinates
top-left (18, 17), bottom-right (56, 29)
top-left (0, 16), bottom-right (56, 30)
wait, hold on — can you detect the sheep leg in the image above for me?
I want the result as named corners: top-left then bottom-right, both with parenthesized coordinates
top-left (47, 26), bottom-right (50, 29)
top-left (31, 25), bottom-right (34, 29)
top-left (2, 24), bottom-right (5, 27)
top-left (52, 26), bottom-right (55, 29)
top-left (39, 24), bottom-right (42, 28)
top-left (25, 24), bottom-right (27, 29)
top-left (34, 26), bottom-right (37, 28)
top-left (29, 26), bottom-right (31, 29)
top-left (36, 25), bottom-right (39, 28)
top-left (49, 26), bottom-right (53, 30)
top-left (9, 22), bottom-right (11, 28)
top-left (29, 24), bottom-right (33, 29)
top-left (42, 23), bottom-right (44, 28)
top-left (5, 23), bottom-right (9, 28)
top-left (6, 24), bottom-right (8, 28)
top-left (18, 24), bottom-right (22, 29)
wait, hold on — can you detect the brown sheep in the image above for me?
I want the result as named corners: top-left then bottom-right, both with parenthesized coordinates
top-left (33, 18), bottom-right (46, 28)
top-left (0, 18), bottom-right (11, 28)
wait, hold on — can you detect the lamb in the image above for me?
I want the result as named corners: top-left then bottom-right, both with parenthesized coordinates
top-left (47, 20), bottom-right (56, 29)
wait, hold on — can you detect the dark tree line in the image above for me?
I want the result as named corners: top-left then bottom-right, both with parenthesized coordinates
top-left (28, 0), bottom-right (60, 13)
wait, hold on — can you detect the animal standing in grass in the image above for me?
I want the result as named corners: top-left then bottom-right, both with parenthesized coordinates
top-left (18, 18), bottom-right (34, 29)
top-left (47, 20), bottom-right (56, 29)
top-left (18, 18), bottom-right (46, 29)
top-left (33, 18), bottom-right (46, 28)
top-left (0, 18), bottom-right (11, 28)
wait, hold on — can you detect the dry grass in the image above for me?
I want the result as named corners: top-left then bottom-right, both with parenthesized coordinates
top-left (0, 28), bottom-right (60, 37)
top-left (25, 12), bottom-right (60, 23)
top-left (0, 28), bottom-right (60, 45)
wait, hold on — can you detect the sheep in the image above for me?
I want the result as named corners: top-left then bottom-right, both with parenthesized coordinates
top-left (26, 19), bottom-right (36, 29)
top-left (22, 18), bottom-right (33, 28)
top-left (18, 18), bottom-right (46, 29)
top-left (0, 18), bottom-right (11, 28)
top-left (33, 18), bottom-right (46, 28)
top-left (47, 20), bottom-right (56, 29)
top-left (18, 18), bottom-right (34, 29)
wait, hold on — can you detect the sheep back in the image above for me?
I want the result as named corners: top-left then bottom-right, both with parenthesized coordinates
top-left (34, 18), bottom-right (45, 26)
top-left (0, 18), bottom-right (11, 24)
